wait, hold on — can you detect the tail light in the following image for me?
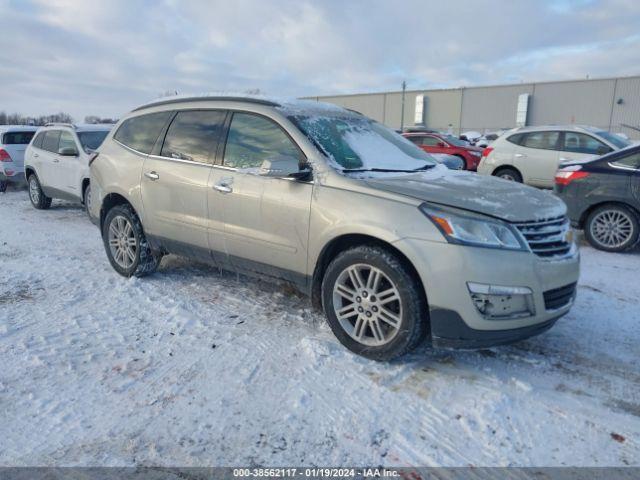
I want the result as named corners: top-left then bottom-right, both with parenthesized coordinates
top-left (0, 149), bottom-right (12, 162)
top-left (555, 168), bottom-right (590, 186)
top-left (481, 147), bottom-right (493, 158)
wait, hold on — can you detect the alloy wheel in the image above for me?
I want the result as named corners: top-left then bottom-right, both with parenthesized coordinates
top-left (590, 209), bottom-right (634, 249)
top-left (332, 264), bottom-right (402, 347)
top-left (29, 177), bottom-right (40, 204)
top-left (108, 215), bottom-right (137, 269)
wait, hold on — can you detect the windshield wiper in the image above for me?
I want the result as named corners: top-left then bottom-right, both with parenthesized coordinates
top-left (342, 164), bottom-right (435, 173)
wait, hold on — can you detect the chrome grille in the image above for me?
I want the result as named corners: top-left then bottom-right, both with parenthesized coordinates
top-left (514, 216), bottom-right (572, 258)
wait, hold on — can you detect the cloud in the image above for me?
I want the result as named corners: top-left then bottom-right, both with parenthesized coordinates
top-left (0, 0), bottom-right (639, 120)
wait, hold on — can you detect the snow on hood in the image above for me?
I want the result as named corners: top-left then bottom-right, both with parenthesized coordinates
top-left (364, 169), bottom-right (567, 223)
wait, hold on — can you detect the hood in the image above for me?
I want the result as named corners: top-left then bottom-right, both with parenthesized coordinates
top-left (363, 168), bottom-right (566, 223)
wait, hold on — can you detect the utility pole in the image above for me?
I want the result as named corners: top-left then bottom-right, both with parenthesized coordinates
top-left (400, 80), bottom-right (406, 132)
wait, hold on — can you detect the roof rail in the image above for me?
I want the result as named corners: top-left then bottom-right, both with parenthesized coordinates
top-left (132, 95), bottom-right (280, 112)
top-left (44, 122), bottom-right (76, 129)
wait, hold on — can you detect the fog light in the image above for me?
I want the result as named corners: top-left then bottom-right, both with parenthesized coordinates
top-left (467, 282), bottom-right (535, 320)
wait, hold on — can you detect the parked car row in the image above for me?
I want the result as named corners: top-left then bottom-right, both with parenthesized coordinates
top-left (6, 96), bottom-right (636, 360)
top-left (477, 124), bottom-right (639, 252)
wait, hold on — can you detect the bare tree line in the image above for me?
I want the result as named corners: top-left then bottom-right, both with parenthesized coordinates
top-left (0, 111), bottom-right (118, 126)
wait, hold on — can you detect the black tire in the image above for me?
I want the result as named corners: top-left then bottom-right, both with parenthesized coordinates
top-left (494, 167), bottom-right (522, 183)
top-left (584, 204), bottom-right (639, 252)
top-left (102, 204), bottom-right (161, 277)
top-left (321, 245), bottom-right (428, 361)
top-left (27, 174), bottom-right (52, 210)
top-left (83, 183), bottom-right (92, 217)
top-left (0, 180), bottom-right (7, 193)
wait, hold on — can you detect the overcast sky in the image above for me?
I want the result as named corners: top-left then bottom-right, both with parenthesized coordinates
top-left (1, 0), bottom-right (639, 121)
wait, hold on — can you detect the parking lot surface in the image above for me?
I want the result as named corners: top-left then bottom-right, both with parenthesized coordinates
top-left (0, 188), bottom-right (638, 466)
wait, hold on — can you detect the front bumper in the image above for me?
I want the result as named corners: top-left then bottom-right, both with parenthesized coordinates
top-left (393, 237), bottom-right (580, 348)
top-left (429, 308), bottom-right (565, 349)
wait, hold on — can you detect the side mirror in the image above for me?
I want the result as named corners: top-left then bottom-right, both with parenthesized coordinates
top-left (596, 145), bottom-right (611, 155)
top-left (259, 155), bottom-right (301, 178)
top-left (58, 147), bottom-right (78, 156)
top-left (437, 142), bottom-right (447, 148)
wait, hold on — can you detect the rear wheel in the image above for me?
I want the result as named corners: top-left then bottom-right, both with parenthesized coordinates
top-left (27, 174), bottom-right (52, 209)
top-left (321, 245), bottom-right (428, 361)
top-left (585, 204), bottom-right (639, 252)
top-left (102, 204), bottom-right (161, 277)
top-left (494, 167), bottom-right (522, 183)
top-left (0, 180), bottom-right (7, 193)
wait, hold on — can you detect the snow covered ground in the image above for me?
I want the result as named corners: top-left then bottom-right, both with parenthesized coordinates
top-left (0, 187), bottom-right (638, 467)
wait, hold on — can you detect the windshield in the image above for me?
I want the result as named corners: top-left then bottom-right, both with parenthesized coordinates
top-left (595, 130), bottom-right (631, 149)
top-left (290, 115), bottom-right (436, 171)
top-left (78, 131), bottom-right (109, 152)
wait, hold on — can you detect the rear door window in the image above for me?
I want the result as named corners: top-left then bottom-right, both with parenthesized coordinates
top-left (562, 132), bottom-right (610, 155)
top-left (41, 130), bottom-right (61, 153)
top-left (160, 110), bottom-right (227, 163)
top-left (114, 111), bottom-right (173, 154)
top-left (521, 131), bottom-right (560, 150)
top-left (3, 131), bottom-right (35, 144)
top-left (223, 113), bottom-right (303, 169)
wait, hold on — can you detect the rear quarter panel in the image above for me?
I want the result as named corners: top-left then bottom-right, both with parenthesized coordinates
top-left (90, 139), bottom-right (146, 223)
top-left (480, 138), bottom-right (515, 175)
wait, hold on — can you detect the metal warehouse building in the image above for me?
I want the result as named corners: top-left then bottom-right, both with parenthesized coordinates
top-left (304, 75), bottom-right (640, 139)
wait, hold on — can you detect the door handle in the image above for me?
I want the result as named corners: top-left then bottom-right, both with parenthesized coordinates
top-left (213, 183), bottom-right (233, 194)
top-left (53, 158), bottom-right (60, 163)
top-left (514, 153), bottom-right (526, 158)
top-left (33, 153), bottom-right (39, 158)
top-left (144, 171), bottom-right (159, 181)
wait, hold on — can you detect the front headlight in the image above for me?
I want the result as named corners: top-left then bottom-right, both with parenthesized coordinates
top-left (419, 203), bottom-right (528, 251)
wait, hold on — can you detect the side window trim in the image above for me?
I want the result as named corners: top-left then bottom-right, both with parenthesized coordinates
top-left (218, 110), bottom-right (308, 171)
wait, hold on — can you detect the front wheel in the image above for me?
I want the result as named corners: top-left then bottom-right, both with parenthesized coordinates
top-left (585, 204), bottom-right (639, 252)
top-left (83, 183), bottom-right (92, 217)
top-left (321, 245), bottom-right (428, 361)
top-left (102, 204), bottom-right (161, 277)
top-left (28, 174), bottom-right (52, 209)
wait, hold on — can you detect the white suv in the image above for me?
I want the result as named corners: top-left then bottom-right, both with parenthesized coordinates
top-left (24, 123), bottom-right (112, 213)
top-left (477, 125), bottom-right (631, 188)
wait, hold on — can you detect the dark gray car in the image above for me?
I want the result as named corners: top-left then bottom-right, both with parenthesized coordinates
top-left (555, 145), bottom-right (640, 252)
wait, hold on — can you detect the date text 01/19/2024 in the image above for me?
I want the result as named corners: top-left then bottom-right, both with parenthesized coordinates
top-left (232, 468), bottom-right (400, 478)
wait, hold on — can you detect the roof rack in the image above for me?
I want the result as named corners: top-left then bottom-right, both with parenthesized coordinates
top-left (133, 95), bottom-right (280, 112)
top-left (44, 122), bottom-right (76, 129)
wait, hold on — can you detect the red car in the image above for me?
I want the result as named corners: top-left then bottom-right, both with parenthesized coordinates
top-left (403, 132), bottom-right (484, 170)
